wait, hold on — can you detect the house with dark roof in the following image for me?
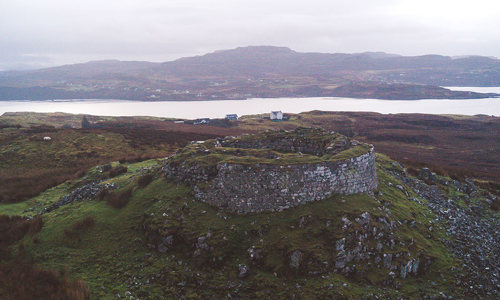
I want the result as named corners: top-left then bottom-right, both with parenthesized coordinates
top-left (270, 111), bottom-right (283, 121)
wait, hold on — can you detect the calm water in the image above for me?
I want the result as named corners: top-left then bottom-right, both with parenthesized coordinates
top-left (1, 87), bottom-right (499, 118)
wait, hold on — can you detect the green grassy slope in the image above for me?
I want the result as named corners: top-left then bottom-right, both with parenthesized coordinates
top-left (0, 154), bottom-right (471, 298)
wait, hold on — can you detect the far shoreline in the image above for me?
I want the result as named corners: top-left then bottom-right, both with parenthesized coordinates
top-left (1, 97), bottom-right (500, 118)
top-left (1, 85), bottom-right (500, 103)
top-left (1, 94), bottom-right (499, 103)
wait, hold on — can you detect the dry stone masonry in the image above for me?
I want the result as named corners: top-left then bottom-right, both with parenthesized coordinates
top-left (164, 128), bottom-right (378, 213)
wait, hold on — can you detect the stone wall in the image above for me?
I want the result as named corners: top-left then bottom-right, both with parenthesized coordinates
top-left (218, 129), bottom-right (350, 156)
top-left (166, 147), bottom-right (377, 214)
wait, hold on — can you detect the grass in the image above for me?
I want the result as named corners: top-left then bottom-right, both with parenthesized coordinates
top-left (0, 181), bottom-right (73, 217)
top-left (168, 129), bottom-right (371, 168)
top-left (1, 154), bottom-right (466, 297)
top-left (0, 112), bottom-right (497, 298)
top-left (0, 122), bottom-right (219, 203)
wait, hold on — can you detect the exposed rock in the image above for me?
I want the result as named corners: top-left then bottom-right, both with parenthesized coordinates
top-left (336, 238), bottom-right (345, 252)
top-left (196, 236), bottom-right (209, 250)
top-left (356, 212), bottom-right (371, 226)
top-left (383, 254), bottom-right (393, 268)
top-left (238, 264), bottom-right (249, 278)
top-left (419, 168), bottom-right (436, 181)
top-left (41, 182), bottom-right (112, 214)
top-left (335, 255), bottom-right (348, 269)
top-left (247, 247), bottom-right (263, 262)
top-left (388, 167), bottom-right (499, 297)
top-left (290, 250), bottom-right (302, 269)
top-left (158, 235), bottom-right (174, 253)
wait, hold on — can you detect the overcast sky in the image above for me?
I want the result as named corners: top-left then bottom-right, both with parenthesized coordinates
top-left (0, 0), bottom-right (499, 70)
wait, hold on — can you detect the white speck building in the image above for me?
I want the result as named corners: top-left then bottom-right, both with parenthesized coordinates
top-left (270, 111), bottom-right (283, 121)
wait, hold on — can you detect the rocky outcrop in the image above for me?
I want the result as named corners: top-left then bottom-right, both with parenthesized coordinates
top-left (332, 212), bottom-right (432, 280)
top-left (388, 166), bottom-right (499, 298)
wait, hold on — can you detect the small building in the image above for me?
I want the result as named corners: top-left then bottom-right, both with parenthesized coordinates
top-left (193, 118), bottom-right (210, 125)
top-left (270, 111), bottom-right (283, 121)
top-left (225, 114), bottom-right (238, 120)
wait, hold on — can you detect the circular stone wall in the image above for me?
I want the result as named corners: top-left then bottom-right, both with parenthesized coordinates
top-left (164, 128), bottom-right (378, 214)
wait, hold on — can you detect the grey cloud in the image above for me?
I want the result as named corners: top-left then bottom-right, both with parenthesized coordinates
top-left (0, 0), bottom-right (498, 70)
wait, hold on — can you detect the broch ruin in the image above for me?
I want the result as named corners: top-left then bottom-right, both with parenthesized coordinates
top-left (164, 128), bottom-right (378, 213)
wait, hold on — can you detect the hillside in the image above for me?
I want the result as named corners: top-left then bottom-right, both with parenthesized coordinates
top-left (0, 112), bottom-right (498, 298)
top-left (156, 46), bottom-right (500, 84)
top-left (1, 111), bottom-right (499, 200)
top-left (0, 46), bottom-right (499, 100)
top-left (0, 144), bottom-right (498, 298)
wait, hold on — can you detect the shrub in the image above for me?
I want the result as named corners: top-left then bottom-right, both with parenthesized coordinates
top-left (0, 263), bottom-right (90, 300)
top-left (0, 215), bottom-right (88, 299)
top-left (137, 174), bottom-right (153, 188)
top-left (29, 217), bottom-right (44, 234)
top-left (0, 215), bottom-right (31, 258)
top-left (119, 156), bottom-right (148, 163)
top-left (96, 188), bottom-right (111, 201)
top-left (73, 216), bottom-right (95, 231)
top-left (108, 165), bottom-right (127, 177)
top-left (75, 170), bottom-right (86, 178)
top-left (64, 216), bottom-right (95, 239)
top-left (106, 188), bottom-right (133, 209)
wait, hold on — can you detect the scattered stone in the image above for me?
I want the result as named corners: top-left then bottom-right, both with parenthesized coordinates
top-left (196, 235), bottom-right (209, 250)
top-left (383, 254), bottom-right (392, 268)
top-left (238, 264), bottom-right (249, 278)
top-left (419, 168), bottom-right (436, 181)
top-left (290, 250), bottom-right (302, 269)
top-left (41, 182), bottom-right (110, 214)
top-left (336, 238), bottom-right (346, 252)
top-left (387, 167), bottom-right (499, 297)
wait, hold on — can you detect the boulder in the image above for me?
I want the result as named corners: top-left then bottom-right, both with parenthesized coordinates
top-left (289, 250), bottom-right (302, 269)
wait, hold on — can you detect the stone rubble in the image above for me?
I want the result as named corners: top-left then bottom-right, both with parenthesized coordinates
top-left (41, 182), bottom-right (114, 214)
top-left (388, 166), bottom-right (499, 298)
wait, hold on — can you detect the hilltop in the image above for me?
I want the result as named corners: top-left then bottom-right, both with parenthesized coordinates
top-left (164, 128), bottom-right (377, 213)
top-left (0, 46), bottom-right (499, 100)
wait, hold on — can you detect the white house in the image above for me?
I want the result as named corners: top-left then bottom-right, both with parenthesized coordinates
top-left (270, 111), bottom-right (283, 121)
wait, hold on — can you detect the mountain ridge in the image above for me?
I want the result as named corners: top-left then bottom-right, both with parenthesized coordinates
top-left (1, 46), bottom-right (499, 100)
top-left (3, 46), bottom-right (498, 73)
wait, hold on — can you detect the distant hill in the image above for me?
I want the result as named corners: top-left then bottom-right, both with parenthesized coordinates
top-left (0, 46), bottom-right (499, 100)
top-left (154, 46), bottom-right (500, 83)
top-left (0, 60), bottom-right (158, 87)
